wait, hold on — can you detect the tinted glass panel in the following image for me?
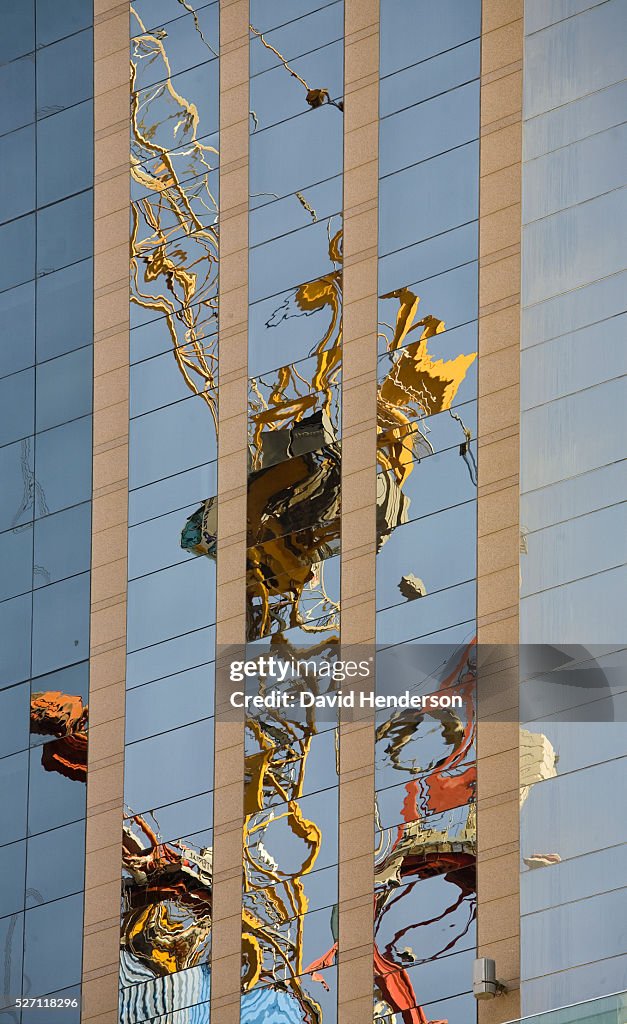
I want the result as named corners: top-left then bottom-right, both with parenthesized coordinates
top-left (36, 29), bottom-right (93, 118)
top-left (0, 124), bottom-right (36, 226)
top-left (0, 282), bottom-right (35, 378)
top-left (36, 101), bottom-right (94, 207)
top-left (36, 258), bottom-right (93, 362)
top-left (34, 416), bottom-right (92, 517)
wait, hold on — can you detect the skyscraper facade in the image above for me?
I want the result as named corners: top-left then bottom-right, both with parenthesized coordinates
top-left (0, 3), bottom-right (625, 1024)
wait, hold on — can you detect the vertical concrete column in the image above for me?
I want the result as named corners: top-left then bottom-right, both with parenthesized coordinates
top-left (338, 1), bottom-right (379, 1021)
top-left (81, 2), bottom-right (131, 1021)
top-left (210, 2), bottom-right (249, 1022)
top-left (476, 1), bottom-right (524, 1020)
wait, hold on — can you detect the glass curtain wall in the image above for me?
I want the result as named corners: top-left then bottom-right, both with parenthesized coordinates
top-left (0, 2), bottom-right (94, 1019)
top-left (241, 4), bottom-right (345, 1021)
top-left (120, 3), bottom-right (219, 1021)
top-left (520, 0), bottom-right (627, 1014)
top-left (374, 2), bottom-right (481, 1021)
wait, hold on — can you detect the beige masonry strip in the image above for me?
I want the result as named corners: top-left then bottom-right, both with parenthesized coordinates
top-left (338, 0), bottom-right (379, 1021)
top-left (476, 0), bottom-right (524, 1021)
top-left (209, 1), bottom-right (249, 1022)
top-left (81, 1), bottom-right (131, 1022)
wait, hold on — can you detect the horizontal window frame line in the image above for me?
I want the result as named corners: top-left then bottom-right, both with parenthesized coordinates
top-left (379, 138), bottom-right (479, 185)
top-left (524, 0), bottom-right (613, 40)
top-left (379, 74), bottom-right (479, 124)
top-left (247, 0), bottom-right (342, 45)
top-left (523, 181), bottom-right (627, 229)
top-left (380, 35), bottom-right (481, 86)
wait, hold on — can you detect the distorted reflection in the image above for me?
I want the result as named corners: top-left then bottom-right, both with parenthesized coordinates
top-left (125, 5), bottom-right (218, 1013)
top-left (30, 689), bottom-right (88, 783)
top-left (130, 3), bottom-right (219, 434)
top-left (243, 251), bottom-right (476, 640)
top-left (120, 813), bottom-right (212, 1019)
top-left (374, 642), bottom-right (477, 1023)
top-left (243, 665), bottom-right (339, 1020)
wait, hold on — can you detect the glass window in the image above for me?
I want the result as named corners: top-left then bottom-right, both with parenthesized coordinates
top-left (380, 38), bottom-right (480, 118)
top-left (521, 505), bottom-right (627, 599)
top-left (248, 283), bottom-right (343, 380)
top-left (35, 346), bottom-right (93, 433)
top-left (23, 892), bottom-right (84, 995)
top-left (0, 593), bottom-right (32, 690)
top-left (129, 397), bottom-right (217, 490)
top-left (34, 416), bottom-right (92, 518)
top-left (523, 188), bottom-right (627, 309)
top-left (131, 0), bottom-right (215, 33)
top-left (129, 304), bottom-right (216, 362)
top-left (124, 717), bottom-right (215, 814)
top-left (376, 503), bottom-right (476, 612)
top-left (0, 839), bottom-right (26, 919)
top-left (36, 101), bottom-right (94, 208)
top-left (0, 213), bottom-right (35, 294)
top-left (133, 60), bottom-right (219, 153)
top-left (125, 662), bottom-right (215, 745)
top-left (521, 314), bottom-right (627, 411)
top-left (250, 175), bottom-right (342, 249)
top-left (521, 758), bottom-right (627, 863)
top-left (0, 912), bottom-right (24, 1009)
top-left (130, 348), bottom-right (200, 419)
top-left (0, 366), bottom-right (34, 449)
top-left (521, 955), bottom-right (627, 1018)
top-left (250, 108), bottom-right (344, 202)
top-left (35, 258), bottom-right (93, 363)
top-left (522, 270), bottom-right (627, 351)
top-left (0, 680), bottom-right (30, 759)
top-left (31, 571), bottom-right (91, 677)
top-left (524, 78), bottom-right (627, 162)
top-left (0, 750), bottom-right (29, 845)
top-left (250, 40), bottom-right (343, 133)
top-left (376, 581), bottom-right (476, 648)
top-left (379, 143), bottom-right (479, 257)
top-left (524, 0), bottom-right (627, 119)
top-left (28, 739), bottom-right (86, 836)
top-left (36, 29), bottom-right (93, 119)
top-left (0, 281), bottom-right (35, 379)
top-left (521, 461), bottom-right (627, 535)
top-left (378, 951), bottom-right (474, 1019)
top-left (249, 215), bottom-right (342, 305)
top-left (521, 566), bottom-right (626, 645)
top-left (250, 2), bottom-right (343, 76)
top-left (379, 259), bottom-right (478, 332)
top-left (30, 660), bottom-right (90, 746)
top-left (0, 437), bottom-right (35, 533)
top-left (524, 122), bottom-right (627, 225)
top-left (129, 460), bottom-right (217, 527)
top-left (0, 124), bottom-right (36, 226)
top-left (37, 190), bottom-right (93, 277)
top-left (380, 0), bottom-right (480, 78)
top-left (522, 841), bottom-right (627, 917)
top-left (128, 504), bottom-right (209, 580)
top-left (380, 81), bottom-right (480, 179)
top-left (131, 6), bottom-right (218, 90)
top-left (126, 625), bottom-right (215, 689)
top-left (1, 0), bottom-right (34, 64)
top-left (127, 557), bottom-right (216, 653)
top-left (522, 887), bottom-right (627, 980)
top-left (521, 377), bottom-right (627, 492)
top-left (33, 502), bottom-right (92, 589)
top-left (25, 820), bottom-right (86, 907)
top-left (0, 54), bottom-right (35, 136)
top-left (36, 0), bottom-right (93, 47)
top-left (125, 789), bottom-right (214, 849)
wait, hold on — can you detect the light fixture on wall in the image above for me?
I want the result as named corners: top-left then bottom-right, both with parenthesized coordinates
top-left (472, 958), bottom-right (508, 999)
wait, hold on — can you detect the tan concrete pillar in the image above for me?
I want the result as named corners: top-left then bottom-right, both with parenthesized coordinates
top-left (81, 1), bottom-right (130, 1021)
top-left (209, 1), bottom-right (249, 1021)
top-left (338, 1), bottom-right (379, 1020)
top-left (477, 1), bottom-right (524, 1019)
